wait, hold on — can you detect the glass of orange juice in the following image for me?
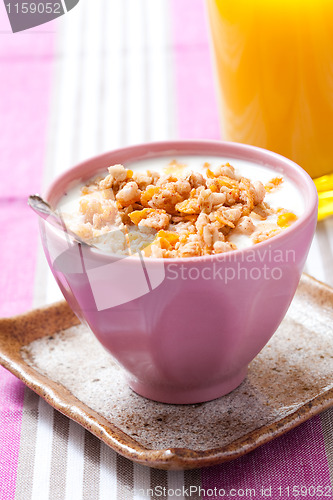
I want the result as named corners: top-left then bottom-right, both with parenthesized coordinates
top-left (206, 0), bottom-right (333, 219)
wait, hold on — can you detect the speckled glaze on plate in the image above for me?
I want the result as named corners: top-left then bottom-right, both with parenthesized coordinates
top-left (0, 274), bottom-right (332, 470)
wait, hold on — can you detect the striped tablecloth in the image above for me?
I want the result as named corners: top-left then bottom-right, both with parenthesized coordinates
top-left (1, 1), bottom-right (333, 498)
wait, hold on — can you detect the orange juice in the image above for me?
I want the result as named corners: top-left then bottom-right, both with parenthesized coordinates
top-left (206, 0), bottom-right (333, 179)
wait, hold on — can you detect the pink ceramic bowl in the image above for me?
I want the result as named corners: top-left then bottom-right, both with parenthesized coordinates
top-left (40, 141), bottom-right (318, 404)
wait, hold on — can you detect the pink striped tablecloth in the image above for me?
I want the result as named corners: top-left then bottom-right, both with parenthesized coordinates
top-left (1, 1), bottom-right (333, 499)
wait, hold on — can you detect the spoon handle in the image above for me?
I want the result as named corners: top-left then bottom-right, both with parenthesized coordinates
top-left (28, 194), bottom-right (89, 246)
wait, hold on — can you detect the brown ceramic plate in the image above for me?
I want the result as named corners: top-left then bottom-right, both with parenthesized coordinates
top-left (0, 274), bottom-right (333, 470)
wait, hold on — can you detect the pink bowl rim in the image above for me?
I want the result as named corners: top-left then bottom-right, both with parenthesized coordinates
top-left (44, 139), bottom-right (318, 264)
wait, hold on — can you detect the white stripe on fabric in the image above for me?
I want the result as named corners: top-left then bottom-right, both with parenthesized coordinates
top-left (31, 399), bottom-right (54, 500)
top-left (126, 0), bottom-right (146, 145)
top-left (77, 0), bottom-right (104, 163)
top-left (304, 232), bottom-right (326, 283)
top-left (133, 464), bottom-right (151, 500)
top-left (324, 218), bottom-right (333, 287)
top-left (64, 421), bottom-right (85, 500)
top-left (101, 0), bottom-right (124, 150)
top-left (168, 470), bottom-right (185, 500)
top-left (146, 0), bottom-right (170, 142)
top-left (99, 444), bottom-right (118, 499)
top-left (45, 273), bottom-right (64, 304)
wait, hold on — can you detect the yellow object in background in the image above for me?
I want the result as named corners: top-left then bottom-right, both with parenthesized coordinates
top-left (206, 0), bottom-right (333, 182)
top-left (314, 173), bottom-right (333, 221)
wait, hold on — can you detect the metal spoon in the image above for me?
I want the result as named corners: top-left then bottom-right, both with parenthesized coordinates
top-left (28, 194), bottom-right (94, 247)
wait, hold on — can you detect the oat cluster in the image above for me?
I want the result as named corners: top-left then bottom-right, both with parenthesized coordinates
top-left (74, 162), bottom-right (296, 258)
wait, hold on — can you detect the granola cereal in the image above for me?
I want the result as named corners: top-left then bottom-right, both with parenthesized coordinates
top-left (58, 158), bottom-right (302, 258)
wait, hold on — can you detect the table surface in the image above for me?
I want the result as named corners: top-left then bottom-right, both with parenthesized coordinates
top-left (1, 1), bottom-right (333, 499)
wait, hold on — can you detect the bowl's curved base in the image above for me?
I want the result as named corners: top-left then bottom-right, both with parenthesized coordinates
top-left (129, 368), bottom-right (248, 405)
